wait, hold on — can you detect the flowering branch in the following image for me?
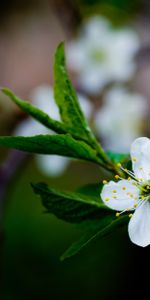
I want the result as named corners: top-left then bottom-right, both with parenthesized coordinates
top-left (0, 43), bottom-right (134, 259)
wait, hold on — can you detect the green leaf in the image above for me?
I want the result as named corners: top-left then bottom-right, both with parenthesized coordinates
top-left (107, 151), bottom-right (129, 164)
top-left (54, 43), bottom-right (90, 137)
top-left (77, 183), bottom-right (102, 198)
top-left (31, 182), bottom-right (111, 223)
top-left (0, 134), bottom-right (101, 163)
top-left (61, 215), bottom-right (128, 260)
top-left (54, 43), bottom-right (112, 165)
top-left (2, 88), bottom-right (67, 135)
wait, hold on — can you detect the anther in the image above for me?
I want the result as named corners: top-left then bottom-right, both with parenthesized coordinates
top-left (129, 214), bottom-right (133, 218)
top-left (116, 212), bottom-right (120, 217)
top-left (132, 157), bottom-right (137, 162)
top-left (103, 180), bottom-right (107, 184)
top-left (117, 163), bottom-right (121, 168)
top-left (122, 187), bottom-right (126, 190)
top-left (115, 175), bottom-right (119, 180)
top-left (113, 190), bottom-right (117, 193)
top-left (105, 197), bottom-right (109, 202)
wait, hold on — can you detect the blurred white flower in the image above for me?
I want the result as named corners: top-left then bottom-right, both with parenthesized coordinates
top-left (14, 85), bottom-right (93, 176)
top-left (94, 87), bottom-right (147, 153)
top-left (67, 16), bottom-right (140, 94)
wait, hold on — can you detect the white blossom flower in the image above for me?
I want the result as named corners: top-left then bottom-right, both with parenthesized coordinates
top-left (94, 87), bottom-right (147, 152)
top-left (101, 137), bottom-right (150, 247)
top-left (67, 16), bottom-right (140, 94)
top-left (14, 85), bottom-right (93, 176)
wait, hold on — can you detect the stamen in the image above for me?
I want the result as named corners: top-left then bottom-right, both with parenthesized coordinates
top-left (117, 163), bottom-right (138, 181)
top-left (117, 163), bottom-right (122, 168)
top-left (105, 197), bottom-right (109, 202)
top-left (132, 157), bottom-right (137, 162)
top-left (103, 180), bottom-right (107, 184)
top-left (137, 197), bottom-right (148, 209)
top-left (129, 214), bottom-right (133, 218)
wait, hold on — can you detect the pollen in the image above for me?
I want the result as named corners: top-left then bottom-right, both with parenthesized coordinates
top-left (132, 157), bottom-right (137, 162)
top-left (117, 163), bottom-right (121, 168)
top-left (129, 214), bottom-right (133, 218)
top-left (130, 194), bottom-right (133, 198)
top-left (128, 177), bottom-right (131, 181)
top-left (134, 203), bottom-right (138, 208)
top-left (122, 187), bottom-right (126, 190)
top-left (115, 175), bottom-right (119, 180)
top-left (103, 180), bottom-right (107, 184)
top-left (113, 196), bottom-right (117, 199)
top-left (113, 190), bottom-right (117, 193)
top-left (116, 212), bottom-right (120, 217)
top-left (105, 197), bottom-right (109, 201)
top-left (139, 167), bottom-right (143, 170)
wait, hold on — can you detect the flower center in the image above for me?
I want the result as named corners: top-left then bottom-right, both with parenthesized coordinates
top-left (90, 49), bottom-right (106, 62)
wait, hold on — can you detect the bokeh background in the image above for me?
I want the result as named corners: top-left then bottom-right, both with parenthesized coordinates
top-left (0, 0), bottom-right (150, 299)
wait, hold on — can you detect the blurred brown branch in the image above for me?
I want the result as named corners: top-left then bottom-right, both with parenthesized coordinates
top-left (50, 0), bottom-right (81, 37)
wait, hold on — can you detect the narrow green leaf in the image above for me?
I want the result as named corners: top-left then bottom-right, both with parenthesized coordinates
top-left (31, 182), bottom-right (111, 223)
top-left (61, 215), bottom-right (128, 260)
top-left (0, 134), bottom-right (101, 163)
top-left (2, 87), bottom-right (66, 134)
top-left (54, 43), bottom-right (90, 137)
top-left (54, 43), bottom-right (112, 166)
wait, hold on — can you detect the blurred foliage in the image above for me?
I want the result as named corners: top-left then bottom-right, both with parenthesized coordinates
top-left (2, 159), bottom-right (130, 299)
top-left (78, 0), bottom-right (141, 24)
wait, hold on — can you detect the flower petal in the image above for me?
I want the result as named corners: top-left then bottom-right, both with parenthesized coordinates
top-left (130, 137), bottom-right (150, 181)
top-left (128, 201), bottom-right (150, 247)
top-left (101, 179), bottom-right (139, 211)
